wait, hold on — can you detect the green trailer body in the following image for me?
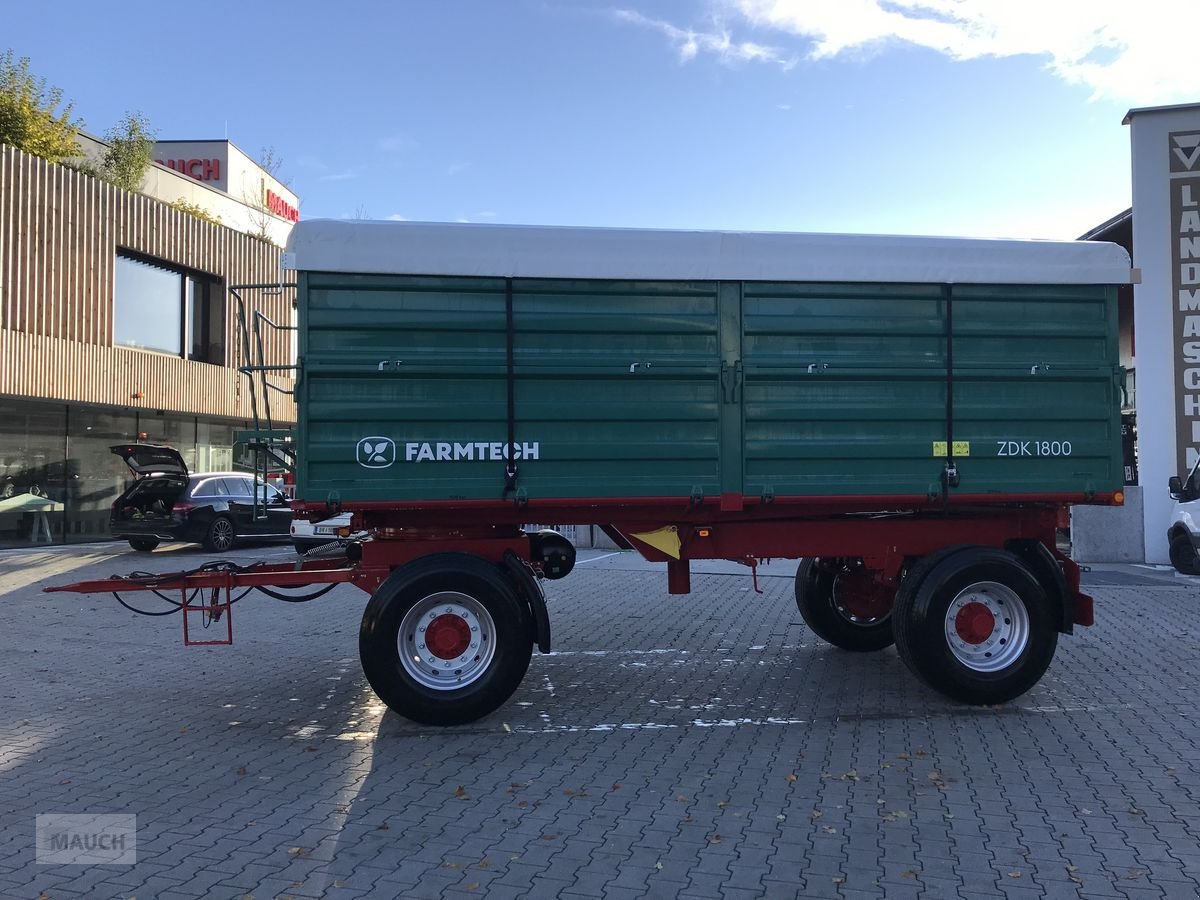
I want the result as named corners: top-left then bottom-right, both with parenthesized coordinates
top-left (295, 258), bottom-right (1124, 508)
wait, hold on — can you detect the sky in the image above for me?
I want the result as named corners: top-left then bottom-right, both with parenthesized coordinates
top-left (5, 0), bottom-right (1197, 240)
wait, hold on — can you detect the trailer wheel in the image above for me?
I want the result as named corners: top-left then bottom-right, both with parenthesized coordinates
top-left (128, 538), bottom-right (159, 552)
top-left (795, 558), bottom-right (894, 652)
top-left (359, 553), bottom-right (533, 726)
top-left (892, 546), bottom-right (1057, 705)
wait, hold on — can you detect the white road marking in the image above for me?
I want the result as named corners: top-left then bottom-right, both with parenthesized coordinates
top-left (544, 645), bottom-right (796, 658)
top-left (573, 551), bottom-right (622, 565)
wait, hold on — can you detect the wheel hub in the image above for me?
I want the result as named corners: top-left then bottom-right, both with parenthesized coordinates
top-left (398, 591), bottom-right (497, 691)
top-left (832, 567), bottom-right (893, 624)
top-left (943, 581), bottom-right (1030, 673)
top-left (954, 602), bottom-right (995, 644)
top-left (425, 613), bottom-right (472, 659)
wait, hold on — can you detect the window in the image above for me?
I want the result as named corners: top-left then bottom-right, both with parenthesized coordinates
top-left (226, 477), bottom-right (253, 497)
top-left (114, 252), bottom-right (225, 364)
top-left (191, 478), bottom-right (230, 499)
top-left (257, 482), bottom-right (287, 505)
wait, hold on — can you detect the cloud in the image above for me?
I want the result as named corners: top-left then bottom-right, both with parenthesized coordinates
top-left (613, 8), bottom-right (797, 69)
top-left (386, 213), bottom-right (408, 221)
top-left (617, 1), bottom-right (1196, 103)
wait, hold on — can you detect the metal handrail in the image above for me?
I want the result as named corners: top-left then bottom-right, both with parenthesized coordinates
top-left (230, 282), bottom-right (298, 521)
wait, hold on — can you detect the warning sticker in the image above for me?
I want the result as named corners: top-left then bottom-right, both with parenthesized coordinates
top-left (932, 441), bottom-right (970, 457)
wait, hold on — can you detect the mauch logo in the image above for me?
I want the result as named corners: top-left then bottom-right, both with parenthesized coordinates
top-left (1171, 131), bottom-right (1200, 173)
top-left (356, 436), bottom-right (396, 469)
top-left (36, 814), bottom-right (137, 865)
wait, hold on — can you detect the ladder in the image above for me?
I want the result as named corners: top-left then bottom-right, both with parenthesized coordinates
top-left (231, 282), bottom-right (298, 521)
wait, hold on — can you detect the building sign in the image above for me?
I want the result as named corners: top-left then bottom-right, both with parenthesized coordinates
top-left (156, 158), bottom-right (221, 181)
top-left (266, 189), bottom-right (299, 223)
top-left (1171, 130), bottom-right (1200, 472)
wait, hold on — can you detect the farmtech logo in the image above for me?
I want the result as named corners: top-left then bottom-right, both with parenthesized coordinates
top-left (404, 441), bottom-right (540, 463)
top-left (355, 438), bottom-right (541, 467)
top-left (356, 437), bottom-right (396, 469)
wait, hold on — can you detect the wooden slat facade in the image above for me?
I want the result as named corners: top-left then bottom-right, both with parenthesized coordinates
top-left (0, 144), bottom-right (295, 424)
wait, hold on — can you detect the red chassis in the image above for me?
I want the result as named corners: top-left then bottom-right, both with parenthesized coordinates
top-left (44, 492), bottom-right (1108, 724)
top-left (47, 492), bottom-right (1102, 623)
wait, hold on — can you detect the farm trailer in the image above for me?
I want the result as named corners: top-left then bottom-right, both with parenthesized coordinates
top-left (48, 221), bottom-right (1133, 725)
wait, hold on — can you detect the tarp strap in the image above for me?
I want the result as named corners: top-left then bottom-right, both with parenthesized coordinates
top-left (503, 278), bottom-right (519, 496)
top-left (942, 284), bottom-right (956, 501)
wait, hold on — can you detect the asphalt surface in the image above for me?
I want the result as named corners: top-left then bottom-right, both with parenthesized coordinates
top-left (2, 541), bottom-right (1200, 899)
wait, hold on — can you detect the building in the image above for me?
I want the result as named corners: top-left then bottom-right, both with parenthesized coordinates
top-left (1072, 101), bottom-right (1200, 564)
top-left (0, 140), bottom-right (297, 548)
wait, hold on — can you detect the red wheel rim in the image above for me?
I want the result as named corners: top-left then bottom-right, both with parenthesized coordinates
top-left (425, 613), bottom-right (472, 659)
top-left (833, 568), bottom-right (894, 623)
top-left (953, 602), bottom-right (996, 645)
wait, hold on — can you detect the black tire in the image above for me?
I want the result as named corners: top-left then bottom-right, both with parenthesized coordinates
top-left (1169, 532), bottom-right (1200, 575)
top-left (128, 538), bottom-right (159, 552)
top-left (795, 558), bottom-right (894, 652)
top-left (359, 552), bottom-right (533, 726)
top-left (203, 516), bottom-right (236, 553)
top-left (892, 546), bottom-right (1057, 705)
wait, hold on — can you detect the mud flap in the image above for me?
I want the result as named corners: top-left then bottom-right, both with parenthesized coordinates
top-left (502, 551), bottom-right (551, 653)
top-left (1005, 539), bottom-right (1079, 634)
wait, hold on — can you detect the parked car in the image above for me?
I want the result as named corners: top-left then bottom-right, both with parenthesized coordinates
top-left (1168, 458), bottom-right (1200, 574)
top-left (110, 444), bottom-right (293, 552)
top-left (290, 512), bottom-right (364, 554)
top-left (1, 456), bottom-right (49, 500)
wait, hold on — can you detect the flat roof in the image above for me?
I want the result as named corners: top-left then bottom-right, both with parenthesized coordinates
top-left (1123, 102), bottom-right (1200, 124)
top-left (286, 220), bottom-right (1133, 285)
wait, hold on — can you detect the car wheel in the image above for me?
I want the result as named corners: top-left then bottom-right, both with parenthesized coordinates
top-left (1, 481), bottom-right (13, 499)
top-left (1169, 532), bottom-right (1200, 575)
top-left (204, 516), bottom-right (236, 553)
top-left (128, 538), bottom-right (159, 552)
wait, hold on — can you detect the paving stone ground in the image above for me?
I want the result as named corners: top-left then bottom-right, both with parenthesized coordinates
top-left (1, 542), bottom-right (1200, 899)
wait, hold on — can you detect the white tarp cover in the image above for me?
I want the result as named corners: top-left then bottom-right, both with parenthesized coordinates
top-left (286, 220), bottom-right (1133, 285)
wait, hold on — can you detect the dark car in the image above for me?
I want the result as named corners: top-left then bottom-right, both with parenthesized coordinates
top-left (1, 457), bottom-right (49, 499)
top-left (109, 444), bottom-right (293, 552)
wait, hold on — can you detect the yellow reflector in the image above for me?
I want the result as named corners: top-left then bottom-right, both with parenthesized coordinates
top-left (1113, 491), bottom-right (1124, 506)
top-left (629, 526), bottom-right (681, 559)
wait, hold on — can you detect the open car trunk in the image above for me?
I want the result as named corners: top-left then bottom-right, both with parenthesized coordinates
top-left (110, 444), bottom-right (190, 529)
top-left (113, 476), bottom-right (188, 523)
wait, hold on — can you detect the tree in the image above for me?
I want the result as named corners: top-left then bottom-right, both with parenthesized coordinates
top-left (0, 50), bottom-right (81, 161)
top-left (99, 111), bottom-right (155, 192)
top-left (243, 145), bottom-right (290, 244)
top-left (256, 146), bottom-right (289, 187)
